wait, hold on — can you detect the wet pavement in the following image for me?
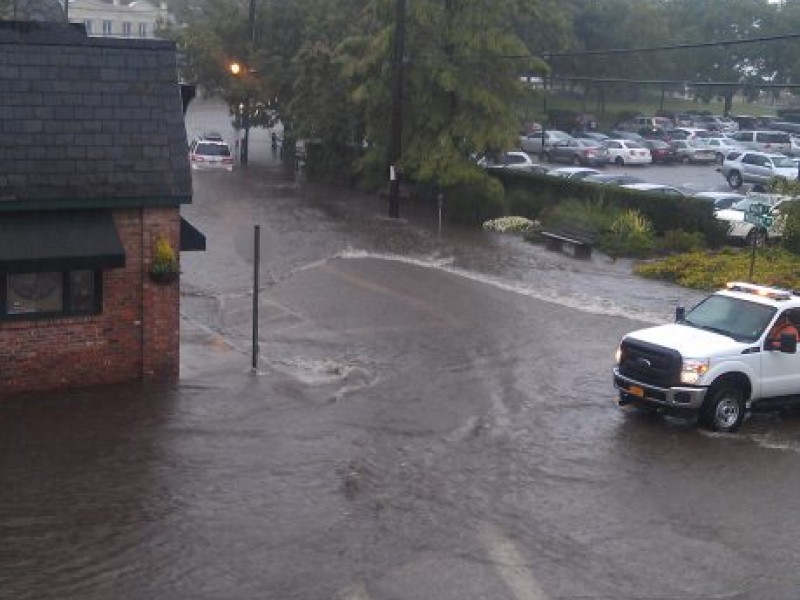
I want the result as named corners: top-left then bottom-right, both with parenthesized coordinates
top-left (3, 99), bottom-right (800, 599)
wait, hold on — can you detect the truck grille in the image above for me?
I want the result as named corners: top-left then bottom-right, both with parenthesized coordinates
top-left (618, 339), bottom-right (682, 387)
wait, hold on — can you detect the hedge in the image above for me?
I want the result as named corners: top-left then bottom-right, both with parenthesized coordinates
top-left (487, 169), bottom-right (728, 246)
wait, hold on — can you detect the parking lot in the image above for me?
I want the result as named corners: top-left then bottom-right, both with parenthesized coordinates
top-left (539, 156), bottom-right (736, 195)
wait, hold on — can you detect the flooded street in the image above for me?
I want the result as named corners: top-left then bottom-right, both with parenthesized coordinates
top-left (4, 99), bottom-right (800, 599)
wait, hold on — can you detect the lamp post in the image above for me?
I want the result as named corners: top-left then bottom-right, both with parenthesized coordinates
top-left (229, 61), bottom-right (252, 166)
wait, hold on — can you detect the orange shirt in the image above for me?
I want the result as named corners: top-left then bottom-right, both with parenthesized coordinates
top-left (770, 322), bottom-right (799, 349)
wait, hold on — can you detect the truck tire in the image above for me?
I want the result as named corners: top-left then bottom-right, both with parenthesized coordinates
top-left (614, 156), bottom-right (624, 166)
top-left (699, 384), bottom-right (746, 433)
top-left (727, 171), bottom-right (743, 189)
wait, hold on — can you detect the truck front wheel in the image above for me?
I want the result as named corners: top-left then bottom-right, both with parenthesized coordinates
top-left (699, 385), bottom-right (746, 433)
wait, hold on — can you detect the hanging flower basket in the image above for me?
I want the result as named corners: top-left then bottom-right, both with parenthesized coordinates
top-left (149, 267), bottom-right (180, 284)
top-left (149, 234), bottom-right (180, 284)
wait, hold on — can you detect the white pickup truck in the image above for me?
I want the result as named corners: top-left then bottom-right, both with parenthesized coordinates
top-left (613, 282), bottom-right (800, 432)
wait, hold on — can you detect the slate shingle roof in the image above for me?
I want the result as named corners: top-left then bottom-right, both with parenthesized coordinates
top-left (0, 21), bottom-right (192, 206)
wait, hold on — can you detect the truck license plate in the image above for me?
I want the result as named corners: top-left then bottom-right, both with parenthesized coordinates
top-left (629, 385), bottom-right (644, 398)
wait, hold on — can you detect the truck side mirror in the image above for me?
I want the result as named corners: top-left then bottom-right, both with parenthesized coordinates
top-left (780, 332), bottom-right (798, 354)
top-left (675, 306), bottom-right (685, 322)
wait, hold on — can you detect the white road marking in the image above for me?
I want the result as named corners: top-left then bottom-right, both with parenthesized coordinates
top-left (479, 522), bottom-right (548, 600)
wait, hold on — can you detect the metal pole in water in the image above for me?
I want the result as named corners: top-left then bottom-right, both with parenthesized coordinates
top-left (252, 224), bottom-right (260, 370)
top-left (437, 192), bottom-right (443, 236)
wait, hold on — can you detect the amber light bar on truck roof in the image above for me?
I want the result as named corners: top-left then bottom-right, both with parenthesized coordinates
top-left (726, 281), bottom-right (795, 300)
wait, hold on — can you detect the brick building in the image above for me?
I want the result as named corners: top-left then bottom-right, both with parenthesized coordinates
top-left (0, 18), bottom-right (202, 396)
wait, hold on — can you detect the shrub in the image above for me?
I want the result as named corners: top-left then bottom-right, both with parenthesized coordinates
top-left (659, 229), bottom-right (706, 253)
top-left (780, 201), bottom-right (800, 254)
top-left (505, 188), bottom-right (550, 220)
top-left (542, 198), bottom-right (619, 231)
top-left (445, 177), bottom-right (506, 224)
top-left (635, 247), bottom-right (800, 290)
top-left (483, 216), bottom-right (539, 234)
top-left (601, 209), bottom-right (657, 257)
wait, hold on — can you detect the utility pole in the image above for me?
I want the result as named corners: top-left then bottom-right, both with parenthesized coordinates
top-left (240, 0), bottom-right (257, 166)
top-left (387, 0), bottom-right (406, 219)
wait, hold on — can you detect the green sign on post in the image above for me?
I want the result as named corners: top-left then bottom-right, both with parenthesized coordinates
top-left (745, 203), bottom-right (774, 228)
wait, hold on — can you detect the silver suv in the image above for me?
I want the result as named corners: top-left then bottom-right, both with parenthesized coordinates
top-left (719, 151), bottom-right (797, 189)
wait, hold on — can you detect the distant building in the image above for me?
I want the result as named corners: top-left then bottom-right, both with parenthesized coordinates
top-left (66, 0), bottom-right (172, 39)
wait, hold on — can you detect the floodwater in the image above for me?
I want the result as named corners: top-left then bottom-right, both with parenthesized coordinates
top-left (4, 100), bottom-right (800, 600)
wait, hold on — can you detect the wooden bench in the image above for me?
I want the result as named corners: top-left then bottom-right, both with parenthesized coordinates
top-left (539, 226), bottom-right (599, 259)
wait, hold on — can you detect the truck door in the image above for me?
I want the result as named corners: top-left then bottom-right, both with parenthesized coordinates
top-left (760, 309), bottom-right (800, 398)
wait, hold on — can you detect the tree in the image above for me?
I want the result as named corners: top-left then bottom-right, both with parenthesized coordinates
top-left (340, 0), bottom-right (547, 191)
top-left (663, 0), bottom-right (774, 115)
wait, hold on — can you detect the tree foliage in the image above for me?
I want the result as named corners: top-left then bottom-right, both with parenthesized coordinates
top-left (167, 0), bottom-right (800, 190)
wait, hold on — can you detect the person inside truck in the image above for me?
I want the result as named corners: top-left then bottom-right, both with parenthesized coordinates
top-left (768, 312), bottom-right (799, 349)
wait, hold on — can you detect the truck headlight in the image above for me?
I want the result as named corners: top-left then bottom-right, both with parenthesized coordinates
top-left (681, 358), bottom-right (710, 384)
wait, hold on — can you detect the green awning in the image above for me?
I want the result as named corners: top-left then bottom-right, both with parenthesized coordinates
top-left (180, 217), bottom-right (206, 252)
top-left (0, 210), bottom-right (126, 273)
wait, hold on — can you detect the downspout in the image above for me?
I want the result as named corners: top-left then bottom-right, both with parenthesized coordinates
top-left (141, 207), bottom-right (146, 379)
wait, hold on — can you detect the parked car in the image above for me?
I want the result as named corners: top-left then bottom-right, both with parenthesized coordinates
top-left (715, 195), bottom-right (797, 245)
top-left (519, 129), bottom-right (571, 155)
top-left (620, 183), bottom-right (687, 197)
top-left (671, 127), bottom-right (711, 140)
top-left (729, 130), bottom-right (792, 155)
top-left (693, 191), bottom-right (746, 211)
top-left (642, 139), bottom-right (677, 163)
top-left (544, 138), bottom-right (608, 166)
top-left (790, 135), bottom-right (800, 157)
top-left (691, 114), bottom-right (737, 133)
top-left (670, 139), bottom-right (717, 164)
top-left (199, 131), bottom-right (225, 142)
top-left (478, 151), bottom-right (548, 173)
top-left (189, 138), bottom-right (234, 171)
top-left (608, 130), bottom-right (644, 141)
top-left (582, 173), bottom-right (645, 186)
top-left (719, 151), bottom-right (797, 189)
top-left (603, 139), bottom-right (652, 166)
top-left (547, 167), bottom-right (602, 180)
top-left (573, 131), bottom-right (610, 142)
top-left (700, 137), bottom-right (745, 163)
top-left (637, 127), bottom-right (667, 140)
top-left (616, 116), bottom-right (672, 132)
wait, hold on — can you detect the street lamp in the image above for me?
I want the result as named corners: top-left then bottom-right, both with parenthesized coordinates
top-left (229, 61), bottom-right (252, 166)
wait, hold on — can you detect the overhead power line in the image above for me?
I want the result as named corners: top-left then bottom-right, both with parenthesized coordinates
top-left (550, 75), bottom-right (800, 89)
top-left (541, 32), bottom-right (800, 59)
top-left (478, 32), bottom-right (800, 62)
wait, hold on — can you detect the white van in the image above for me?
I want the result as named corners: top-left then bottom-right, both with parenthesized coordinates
top-left (730, 130), bottom-right (792, 155)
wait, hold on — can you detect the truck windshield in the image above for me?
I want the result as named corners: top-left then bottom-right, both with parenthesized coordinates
top-left (682, 295), bottom-right (777, 343)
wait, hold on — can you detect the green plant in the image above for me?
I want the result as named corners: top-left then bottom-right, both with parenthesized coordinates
top-left (482, 216), bottom-right (539, 233)
top-left (780, 201), bottom-right (800, 254)
top-left (658, 229), bottom-right (706, 254)
top-left (505, 188), bottom-right (549, 219)
top-left (444, 177), bottom-right (506, 224)
top-left (151, 234), bottom-right (179, 277)
top-left (635, 247), bottom-right (800, 290)
top-left (543, 198), bottom-right (619, 231)
top-left (599, 208), bottom-right (657, 258)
